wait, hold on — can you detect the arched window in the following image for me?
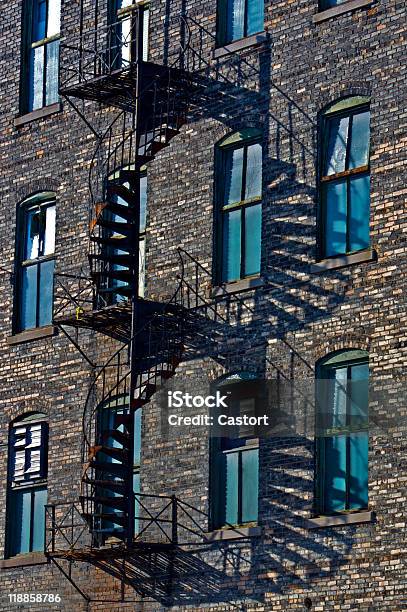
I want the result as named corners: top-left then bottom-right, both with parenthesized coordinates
top-left (319, 97), bottom-right (370, 259)
top-left (315, 349), bottom-right (369, 515)
top-left (215, 129), bottom-right (263, 283)
top-left (217, 0), bottom-right (264, 46)
top-left (5, 412), bottom-right (48, 557)
top-left (210, 373), bottom-right (260, 529)
top-left (15, 192), bottom-right (56, 332)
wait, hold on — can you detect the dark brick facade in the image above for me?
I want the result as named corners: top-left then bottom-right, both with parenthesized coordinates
top-left (0, 0), bottom-right (406, 610)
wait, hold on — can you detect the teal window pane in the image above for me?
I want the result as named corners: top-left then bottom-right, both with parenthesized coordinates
top-left (222, 209), bottom-right (241, 282)
top-left (29, 46), bottom-right (45, 112)
top-left (32, 488), bottom-right (47, 551)
top-left (325, 116), bottom-right (349, 176)
top-left (324, 435), bottom-right (347, 513)
top-left (32, 0), bottom-right (47, 42)
top-left (225, 452), bottom-right (239, 525)
top-left (247, 0), bottom-right (264, 36)
top-left (349, 111), bottom-right (370, 169)
top-left (38, 259), bottom-right (55, 327)
top-left (45, 40), bottom-right (60, 106)
top-left (133, 408), bottom-right (142, 466)
top-left (245, 143), bottom-right (262, 200)
top-left (226, 0), bottom-right (245, 42)
top-left (331, 367), bottom-right (348, 429)
top-left (224, 146), bottom-right (244, 205)
top-left (8, 490), bottom-right (32, 556)
top-left (47, 0), bottom-right (61, 37)
top-left (21, 266), bottom-right (38, 330)
top-left (241, 448), bottom-right (259, 523)
top-left (139, 175), bottom-right (147, 232)
top-left (324, 179), bottom-right (347, 257)
top-left (349, 433), bottom-right (368, 510)
top-left (321, 0), bottom-right (347, 7)
top-left (349, 363), bottom-right (369, 432)
top-left (349, 174), bottom-right (370, 252)
top-left (244, 203), bottom-right (261, 276)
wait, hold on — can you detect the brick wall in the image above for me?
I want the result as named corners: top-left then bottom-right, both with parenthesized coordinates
top-left (0, 0), bottom-right (406, 609)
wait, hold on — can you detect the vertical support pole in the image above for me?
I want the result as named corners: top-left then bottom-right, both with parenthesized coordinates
top-left (52, 505), bottom-right (56, 553)
top-left (125, 5), bottom-right (145, 550)
top-left (171, 495), bottom-right (178, 545)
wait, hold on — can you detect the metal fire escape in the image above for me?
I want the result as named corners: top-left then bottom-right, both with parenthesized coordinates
top-left (45, 5), bottom-right (268, 604)
top-left (49, 3), bottom-right (196, 556)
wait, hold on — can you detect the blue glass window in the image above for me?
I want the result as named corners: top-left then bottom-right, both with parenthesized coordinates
top-left (321, 102), bottom-right (370, 258)
top-left (17, 195), bottom-right (56, 332)
top-left (218, 138), bottom-right (262, 282)
top-left (218, 0), bottom-right (264, 45)
top-left (316, 352), bottom-right (369, 514)
top-left (211, 375), bottom-right (260, 529)
top-left (6, 414), bottom-right (48, 557)
top-left (24, 0), bottom-right (61, 112)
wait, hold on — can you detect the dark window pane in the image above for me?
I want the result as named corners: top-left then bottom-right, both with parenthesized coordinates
top-left (28, 46), bottom-right (45, 112)
top-left (225, 451), bottom-right (239, 525)
top-left (245, 143), bottom-right (262, 200)
top-left (222, 209), bottom-right (241, 282)
top-left (349, 363), bottom-right (369, 430)
top-left (323, 179), bottom-right (347, 257)
top-left (45, 40), bottom-right (60, 106)
top-left (32, 0), bottom-right (47, 42)
top-left (21, 265), bottom-right (38, 330)
top-left (324, 435), bottom-right (347, 513)
top-left (349, 174), bottom-right (370, 252)
top-left (349, 111), bottom-right (370, 169)
top-left (224, 146), bottom-right (244, 205)
top-left (321, 0), bottom-right (347, 7)
top-left (325, 116), bottom-right (349, 176)
top-left (349, 432), bottom-right (368, 510)
top-left (25, 209), bottom-right (41, 260)
top-left (38, 259), bottom-right (55, 327)
top-left (247, 0), bottom-right (264, 36)
top-left (241, 448), bottom-right (259, 522)
top-left (7, 490), bottom-right (32, 556)
top-left (244, 203), bottom-right (261, 276)
top-left (226, 0), bottom-right (245, 42)
top-left (32, 488), bottom-right (47, 551)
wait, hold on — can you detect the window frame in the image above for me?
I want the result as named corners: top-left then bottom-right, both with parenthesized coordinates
top-left (216, 0), bottom-right (264, 47)
top-left (14, 193), bottom-right (56, 333)
top-left (315, 351), bottom-right (369, 516)
top-left (209, 374), bottom-right (260, 530)
top-left (215, 132), bottom-right (263, 284)
top-left (20, 0), bottom-right (61, 114)
top-left (5, 413), bottom-right (48, 558)
top-left (318, 99), bottom-right (371, 261)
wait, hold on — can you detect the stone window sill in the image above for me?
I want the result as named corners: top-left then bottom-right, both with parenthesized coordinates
top-left (205, 525), bottom-right (262, 541)
top-left (307, 510), bottom-right (375, 529)
top-left (0, 553), bottom-right (48, 569)
top-left (310, 248), bottom-right (377, 273)
top-left (214, 31), bottom-right (267, 59)
top-left (7, 325), bottom-right (58, 345)
top-left (14, 102), bottom-right (62, 128)
top-left (211, 276), bottom-right (264, 297)
top-left (313, 0), bottom-right (373, 23)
